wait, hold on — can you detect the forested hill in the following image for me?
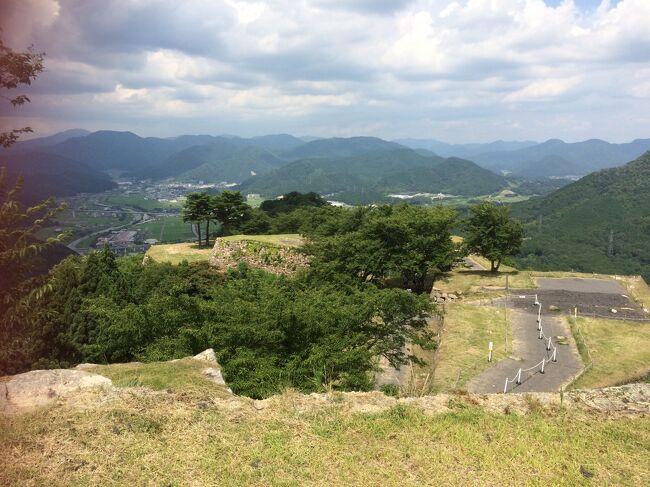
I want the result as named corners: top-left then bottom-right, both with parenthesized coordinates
top-left (511, 151), bottom-right (650, 280)
top-left (1, 151), bottom-right (117, 204)
top-left (128, 139), bottom-right (285, 182)
top-left (239, 148), bottom-right (508, 202)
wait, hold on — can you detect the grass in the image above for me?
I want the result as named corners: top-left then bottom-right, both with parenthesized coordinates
top-left (436, 267), bottom-right (536, 297)
top-left (135, 216), bottom-right (196, 242)
top-left (220, 233), bottom-right (304, 247)
top-left (431, 303), bottom-right (511, 392)
top-left (102, 193), bottom-right (181, 211)
top-left (145, 242), bottom-right (213, 265)
top-left (145, 234), bottom-right (304, 265)
top-left (568, 316), bottom-right (650, 389)
top-left (92, 358), bottom-right (231, 399)
top-left (1, 397), bottom-right (648, 486)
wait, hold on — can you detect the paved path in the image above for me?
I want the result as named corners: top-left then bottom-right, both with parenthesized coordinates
top-left (537, 277), bottom-right (627, 294)
top-left (468, 298), bottom-right (583, 393)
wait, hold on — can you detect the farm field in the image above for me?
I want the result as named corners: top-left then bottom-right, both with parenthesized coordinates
top-left (100, 193), bottom-right (182, 211)
top-left (135, 216), bottom-right (195, 242)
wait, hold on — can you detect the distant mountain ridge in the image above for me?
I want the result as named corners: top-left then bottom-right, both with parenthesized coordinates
top-left (239, 148), bottom-right (508, 203)
top-left (395, 138), bottom-right (537, 158)
top-left (474, 138), bottom-right (650, 176)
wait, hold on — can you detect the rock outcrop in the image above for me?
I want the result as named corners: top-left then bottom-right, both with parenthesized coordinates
top-left (0, 369), bottom-right (114, 415)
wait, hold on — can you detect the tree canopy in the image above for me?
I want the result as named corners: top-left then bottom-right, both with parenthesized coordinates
top-left (463, 201), bottom-right (523, 272)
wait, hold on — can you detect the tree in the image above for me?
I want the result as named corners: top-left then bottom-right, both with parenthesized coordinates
top-left (182, 192), bottom-right (212, 247)
top-left (464, 201), bottom-right (524, 272)
top-left (388, 204), bottom-right (460, 292)
top-left (0, 35), bottom-right (66, 330)
top-left (0, 34), bottom-right (45, 147)
top-left (307, 204), bottom-right (460, 292)
top-left (212, 190), bottom-right (251, 235)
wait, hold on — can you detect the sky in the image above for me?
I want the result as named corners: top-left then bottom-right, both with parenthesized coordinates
top-left (0, 0), bottom-right (648, 143)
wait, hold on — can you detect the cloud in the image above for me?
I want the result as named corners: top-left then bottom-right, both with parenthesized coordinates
top-left (1, 0), bottom-right (649, 142)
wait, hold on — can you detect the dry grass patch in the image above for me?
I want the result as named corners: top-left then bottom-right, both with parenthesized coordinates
top-left (1, 396), bottom-right (649, 486)
top-left (93, 358), bottom-right (231, 399)
top-left (569, 316), bottom-right (650, 389)
top-left (431, 303), bottom-right (511, 392)
top-left (145, 242), bottom-right (212, 265)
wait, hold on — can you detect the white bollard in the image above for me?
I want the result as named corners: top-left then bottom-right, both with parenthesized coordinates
top-left (540, 358), bottom-right (545, 374)
top-left (488, 341), bottom-right (493, 362)
top-left (539, 328), bottom-right (543, 339)
top-left (516, 368), bottom-right (522, 385)
top-left (546, 337), bottom-right (552, 351)
top-left (552, 348), bottom-right (557, 362)
top-left (504, 378), bottom-right (508, 394)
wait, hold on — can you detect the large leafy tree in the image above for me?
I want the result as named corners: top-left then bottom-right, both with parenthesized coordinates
top-left (464, 201), bottom-right (524, 272)
top-left (182, 192), bottom-right (212, 247)
top-left (308, 204), bottom-right (460, 292)
top-left (212, 190), bottom-right (251, 236)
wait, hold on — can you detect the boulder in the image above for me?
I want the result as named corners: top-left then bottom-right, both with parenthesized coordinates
top-left (194, 349), bottom-right (218, 363)
top-left (1, 369), bottom-right (113, 414)
top-left (202, 368), bottom-right (232, 393)
top-left (74, 363), bottom-right (99, 370)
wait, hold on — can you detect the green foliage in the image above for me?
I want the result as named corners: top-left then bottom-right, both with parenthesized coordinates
top-left (307, 204), bottom-right (461, 293)
top-left (0, 36), bottom-right (44, 147)
top-left (240, 148), bottom-right (507, 203)
top-left (260, 191), bottom-right (327, 215)
top-left (464, 201), bottom-right (524, 272)
top-left (212, 190), bottom-right (251, 235)
top-left (5, 246), bottom-right (433, 399)
top-left (511, 152), bottom-right (650, 281)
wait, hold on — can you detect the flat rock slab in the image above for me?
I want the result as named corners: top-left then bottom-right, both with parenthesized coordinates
top-left (1, 369), bottom-right (113, 414)
top-left (536, 278), bottom-right (627, 294)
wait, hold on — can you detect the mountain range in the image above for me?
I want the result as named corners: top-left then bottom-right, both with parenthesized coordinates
top-left (4, 129), bottom-right (650, 204)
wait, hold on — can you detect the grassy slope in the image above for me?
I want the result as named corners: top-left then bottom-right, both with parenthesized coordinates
top-left (92, 359), bottom-right (232, 399)
top-left (432, 303), bottom-right (510, 392)
top-left (2, 395), bottom-right (648, 486)
top-left (569, 316), bottom-right (650, 389)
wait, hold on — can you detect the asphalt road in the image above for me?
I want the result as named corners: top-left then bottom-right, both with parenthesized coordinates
top-left (468, 296), bottom-right (583, 394)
